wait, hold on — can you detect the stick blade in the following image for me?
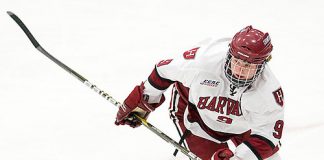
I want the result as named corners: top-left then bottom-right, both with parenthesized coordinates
top-left (7, 11), bottom-right (14, 16)
top-left (7, 11), bottom-right (41, 48)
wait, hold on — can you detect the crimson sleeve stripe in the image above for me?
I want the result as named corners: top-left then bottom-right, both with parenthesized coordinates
top-left (243, 141), bottom-right (262, 160)
top-left (250, 135), bottom-right (275, 149)
top-left (243, 135), bottom-right (276, 159)
top-left (148, 66), bottom-right (174, 90)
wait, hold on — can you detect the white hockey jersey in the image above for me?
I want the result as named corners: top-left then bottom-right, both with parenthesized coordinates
top-left (143, 37), bottom-right (284, 160)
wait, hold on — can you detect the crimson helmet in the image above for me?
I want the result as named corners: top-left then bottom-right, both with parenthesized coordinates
top-left (229, 25), bottom-right (273, 64)
top-left (225, 26), bottom-right (273, 87)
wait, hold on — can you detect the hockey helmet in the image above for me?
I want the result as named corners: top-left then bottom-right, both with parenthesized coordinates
top-left (225, 26), bottom-right (273, 87)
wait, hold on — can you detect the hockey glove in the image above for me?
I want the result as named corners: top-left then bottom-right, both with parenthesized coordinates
top-left (115, 82), bottom-right (165, 128)
top-left (211, 148), bottom-right (234, 160)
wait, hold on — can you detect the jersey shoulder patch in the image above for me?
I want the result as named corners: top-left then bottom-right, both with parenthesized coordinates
top-left (272, 87), bottom-right (284, 107)
top-left (157, 59), bottom-right (173, 67)
top-left (183, 47), bottom-right (200, 60)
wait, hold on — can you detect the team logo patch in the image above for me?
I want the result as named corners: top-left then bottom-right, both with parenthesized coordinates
top-left (183, 47), bottom-right (199, 59)
top-left (200, 79), bottom-right (220, 87)
top-left (273, 87), bottom-right (284, 107)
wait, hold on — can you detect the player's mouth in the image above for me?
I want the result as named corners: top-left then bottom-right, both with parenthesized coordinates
top-left (234, 73), bottom-right (246, 79)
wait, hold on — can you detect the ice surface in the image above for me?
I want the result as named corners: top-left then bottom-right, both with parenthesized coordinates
top-left (1, 0), bottom-right (324, 159)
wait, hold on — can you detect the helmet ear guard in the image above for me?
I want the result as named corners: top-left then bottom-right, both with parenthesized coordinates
top-left (265, 55), bottom-right (272, 62)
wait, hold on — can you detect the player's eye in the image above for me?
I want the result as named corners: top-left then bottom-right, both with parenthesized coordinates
top-left (244, 64), bottom-right (250, 67)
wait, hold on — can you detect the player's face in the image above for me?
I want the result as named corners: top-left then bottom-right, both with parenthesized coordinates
top-left (230, 57), bottom-right (257, 80)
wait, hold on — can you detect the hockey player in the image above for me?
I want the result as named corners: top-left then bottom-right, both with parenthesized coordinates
top-left (115, 26), bottom-right (284, 160)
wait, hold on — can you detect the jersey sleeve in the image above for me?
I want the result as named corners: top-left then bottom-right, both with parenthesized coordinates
top-left (143, 38), bottom-right (214, 103)
top-left (235, 67), bottom-right (285, 160)
top-left (235, 108), bottom-right (283, 160)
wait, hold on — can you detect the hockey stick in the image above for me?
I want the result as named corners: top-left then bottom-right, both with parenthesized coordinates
top-left (7, 11), bottom-right (201, 160)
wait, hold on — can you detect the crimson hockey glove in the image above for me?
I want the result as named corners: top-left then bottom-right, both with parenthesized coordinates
top-left (211, 148), bottom-right (234, 160)
top-left (115, 82), bottom-right (165, 128)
